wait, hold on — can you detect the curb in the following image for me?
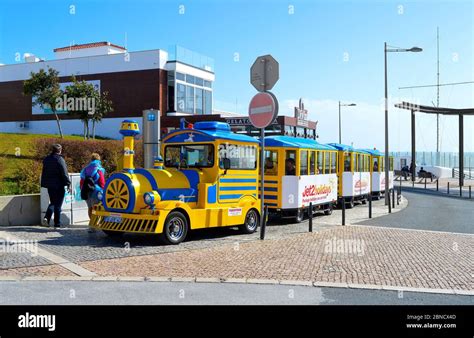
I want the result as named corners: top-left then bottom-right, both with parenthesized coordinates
top-left (2, 275), bottom-right (472, 296)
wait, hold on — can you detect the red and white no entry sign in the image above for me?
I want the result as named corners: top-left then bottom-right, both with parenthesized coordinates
top-left (248, 91), bottom-right (279, 129)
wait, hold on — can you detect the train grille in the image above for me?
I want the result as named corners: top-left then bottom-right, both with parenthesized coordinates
top-left (91, 215), bottom-right (158, 234)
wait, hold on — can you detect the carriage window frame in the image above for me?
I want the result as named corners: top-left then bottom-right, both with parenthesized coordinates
top-left (264, 149), bottom-right (278, 176)
top-left (344, 152), bottom-right (352, 172)
top-left (164, 143), bottom-right (215, 169)
top-left (300, 150), bottom-right (309, 176)
top-left (219, 143), bottom-right (257, 170)
top-left (324, 151), bottom-right (330, 174)
top-left (285, 150), bottom-right (297, 175)
top-left (310, 151), bottom-right (316, 175)
top-left (330, 151), bottom-right (337, 174)
top-left (317, 151), bottom-right (323, 174)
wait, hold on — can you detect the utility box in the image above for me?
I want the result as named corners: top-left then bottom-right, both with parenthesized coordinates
top-left (40, 173), bottom-right (89, 226)
top-left (142, 109), bottom-right (161, 169)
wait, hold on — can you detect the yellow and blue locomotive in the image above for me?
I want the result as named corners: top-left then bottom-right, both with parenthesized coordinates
top-left (90, 120), bottom-right (261, 244)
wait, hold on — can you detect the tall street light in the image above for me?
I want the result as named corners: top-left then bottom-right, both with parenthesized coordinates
top-left (338, 101), bottom-right (356, 144)
top-left (384, 43), bottom-right (422, 209)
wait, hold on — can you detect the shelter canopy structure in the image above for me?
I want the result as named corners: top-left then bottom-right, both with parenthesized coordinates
top-left (394, 101), bottom-right (474, 186)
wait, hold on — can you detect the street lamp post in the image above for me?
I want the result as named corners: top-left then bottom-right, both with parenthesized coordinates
top-left (338, 101), bottom-right (356, 144)
top-left (384, 43), bottom-right (422, 209)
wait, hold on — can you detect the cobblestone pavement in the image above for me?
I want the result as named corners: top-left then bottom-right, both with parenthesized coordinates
top-left (0, 196), bottom-right (405, 267)
top-left (0, 265), bottom-right (73, 277)
top-left (78, 226), bottom-right (473, 291)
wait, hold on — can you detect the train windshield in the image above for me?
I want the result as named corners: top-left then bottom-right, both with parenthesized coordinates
top-left (165, 144), bottom-right (214, 168)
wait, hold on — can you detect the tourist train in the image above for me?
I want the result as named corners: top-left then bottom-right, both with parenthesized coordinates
top-left (90, 120), bottom-right (394, 244)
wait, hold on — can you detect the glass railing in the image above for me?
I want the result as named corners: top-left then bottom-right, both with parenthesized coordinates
top-left (168, 45), bottom-right (214, 72)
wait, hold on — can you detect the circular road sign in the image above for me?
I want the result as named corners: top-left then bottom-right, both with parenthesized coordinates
top-left (248, 91), bottom-right (279, 129)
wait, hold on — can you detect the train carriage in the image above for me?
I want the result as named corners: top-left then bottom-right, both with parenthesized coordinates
top-left (329, 143), bottom-right (371, 208)
top-left (363, 149), bottom-right (394, 199)
top-left (262, 136), bottom-right (339, 222)
top-left (90, 120), bottom-right (261, 244)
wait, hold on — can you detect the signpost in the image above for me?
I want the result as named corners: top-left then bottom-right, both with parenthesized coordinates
top-left (249, 55), bottom-right (279, 240)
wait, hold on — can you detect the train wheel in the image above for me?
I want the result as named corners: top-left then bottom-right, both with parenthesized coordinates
top-left (239, 209), bottom-right (259, 234)
top-left (161, 211), bottom-right (188, 245)
top-left (324, 206), bottom-right (333, 215)
top-left (295, 208), bottom-right (304, 223)
top-left (347, 199), bottom-right (354, 209)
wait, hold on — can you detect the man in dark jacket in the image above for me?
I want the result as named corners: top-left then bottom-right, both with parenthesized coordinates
top-left (40, 144), bottom-right (71, 228)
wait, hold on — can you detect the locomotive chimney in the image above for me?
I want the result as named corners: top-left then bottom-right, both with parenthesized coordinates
top-left (119, 120), bottom-right (140, 173)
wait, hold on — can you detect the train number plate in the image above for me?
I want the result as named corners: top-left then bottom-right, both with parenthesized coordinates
top-left (104, 216), bottom-right (122, 223)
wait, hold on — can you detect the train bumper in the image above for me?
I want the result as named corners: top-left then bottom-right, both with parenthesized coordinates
top-left (90, 207), bottom-right (162, 234)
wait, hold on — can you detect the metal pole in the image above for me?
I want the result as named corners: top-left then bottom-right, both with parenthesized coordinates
top-left (459, 114), bottom-right (464, 187)
top-left (469, 186), bottom-right (471, 199)
top-left (447, 182), bottom-right (450, 194)
top-left (259, 128), bottom-right (266, 240)
top-left (368, 193), bottom-right (372, 218)
top-left (341, 198), bottom-right (345, 226)
top-left (309, 202), bottom-right (313, 232)
top-left (424, 178), bottom-right (427, 189)
top-left (411, 110), bottom-right (416, 182)
top-left (392, 188), bottom-right (395, 209)
top-left (384, 42), bottom-right (390, 208)
top-left (260, 205), bottom-right (267, 240)
top-left (436, 179), bottom-right (439, 191)
top-left (460, 185), bottom-right (462, 197)
top-left (338, 101), bottom-right (341, 144)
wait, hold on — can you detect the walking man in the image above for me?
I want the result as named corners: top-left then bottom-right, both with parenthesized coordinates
top-left (41, 144), bottom-right (71, 228)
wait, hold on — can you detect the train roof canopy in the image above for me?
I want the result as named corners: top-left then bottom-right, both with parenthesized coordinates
top-left (163, 121), bottom-right (259, 144)
top-left (265, 136), bottom-right (336, 150)
top-left (361, 148), bottom-right (385, 156)
top-left (327, 143), bottom-right (355, 152)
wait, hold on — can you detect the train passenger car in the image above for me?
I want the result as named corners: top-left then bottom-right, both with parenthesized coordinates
top-left (328, 144), bottom-right (371, 208)
top-left (262, 136), bottom-right (338, 222)
top-left (90, 120), bottom-right (261, 244)
top-left (364, 149), bottom-right (394, 199)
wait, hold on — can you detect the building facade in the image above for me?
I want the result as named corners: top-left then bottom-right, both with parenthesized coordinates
top-left (0, 42), bottom-right (317, 139)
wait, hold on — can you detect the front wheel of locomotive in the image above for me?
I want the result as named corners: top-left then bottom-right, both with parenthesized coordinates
top-left (161, 211), bottom-right (189, 245)
top-left (239, 209), bottom-right (259, 234)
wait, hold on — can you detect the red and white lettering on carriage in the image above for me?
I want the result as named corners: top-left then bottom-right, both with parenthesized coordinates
top-left (371, 171), bottom-right (394, 193)
top-left (281, 174), bottom-right (338, 208)
top-left (342, 172), bottom-right (371, 197)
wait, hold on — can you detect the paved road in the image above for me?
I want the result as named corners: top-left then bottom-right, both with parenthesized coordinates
top-left (0, 281), bottom-right (471, 305)
top-left (357, 190), bottom-right (474, 234)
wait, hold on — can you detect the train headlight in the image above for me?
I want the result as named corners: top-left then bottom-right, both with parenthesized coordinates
top-left (144, 192), bottom-right (154, 205)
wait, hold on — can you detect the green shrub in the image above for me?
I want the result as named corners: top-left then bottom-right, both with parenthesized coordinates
top-left (7, 137), bottom-right (145, 195)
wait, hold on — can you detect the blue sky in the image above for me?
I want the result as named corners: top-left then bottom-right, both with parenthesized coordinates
top-left (0, 0), bottom-right (472, 151)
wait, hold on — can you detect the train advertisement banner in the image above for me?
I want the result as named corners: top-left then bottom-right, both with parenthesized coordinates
top-left (372, 171), bottom-right (394, 192)
top-left (281, 174), bottom-right (338, 209)
top-left (342, 172), bottom-right (371, 197)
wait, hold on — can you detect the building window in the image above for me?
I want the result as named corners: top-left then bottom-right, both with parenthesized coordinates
top-left (186, 74), bottom-right (195, 84)
top-left (204, 90), bottom-right (212, 115)
top-left (176, 72), bottom-right (185, 81)
top-left (284, 126), bottom-right (294, 136)
top-left (196, 88), bottom-right (203, 115)
top-left (177, 83), bottom-right (186, 111)
top-left (203, 80), bottom-right (212, 88)
top-left (185, 86), bottom-right (194, 114)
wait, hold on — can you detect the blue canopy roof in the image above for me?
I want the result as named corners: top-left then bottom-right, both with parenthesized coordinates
top-left (264, 136), bottom-right (337, 150)
top-left (327, 143), bottom-right (355, 152)
top-left (164, 121), bottom-right (259, 144)
top-left (361, 148), bottom-right (384, 156)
